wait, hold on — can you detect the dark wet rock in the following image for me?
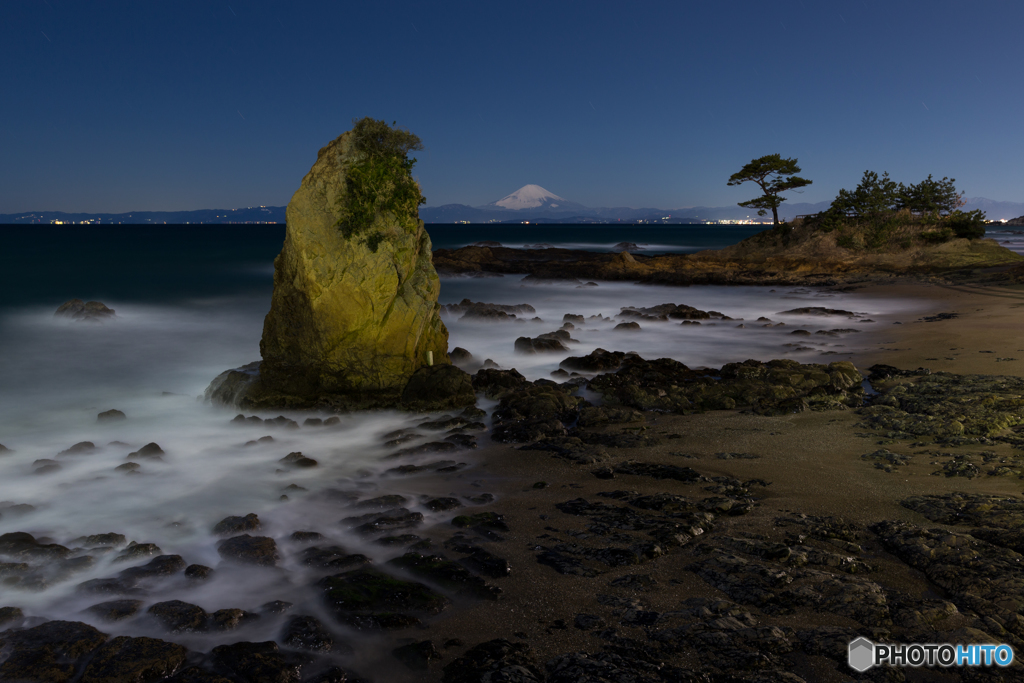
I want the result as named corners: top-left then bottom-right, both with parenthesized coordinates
top-left (563, 314), bottom-right (585, 324)
top-left (609, 573), bottom-right (658, 592)
top-left (619, 303), bottom-right (712, 321)
top-left (861, 448), bottom-right (911, 472)
top-left (779, 306), bottom-right (858, 316)
top-left (0, 443), bottom-right (11, 454)
top-left (446, 299), bottom-right (536, 319)
top-left (260, 601), bottom-right (293, 615)
top-left (303, 417), bottom-right (324, 427)
top-left (357, 494), bottom-right (409, 509)
top-left (212, 608), bottom-right (260, 631)
top-left (451, 512), bottom-right (509, 533)
top-left (444, 433), bottom-right (478, 448)
top-left (612, 460), bottom-right (703, 483)
top-left (80, 635), bottom-right (189, 681)
top-left (33, 459), bottom-right (62, 475)
top-left (514, 335), bottom-right (569, 354)
top-left (393, 640), bottom-right (440, 671)
top-left (85, 598), bottom-right (145, 621)
top-left (303, 666), bottom-right (353, 683)
top-left (518, 436), bottom-right (610, 465)
top-left (148, 600), bottom-right (209, 633)
top-left (375, 534), bottom-right (426, 548)
top-left (55, 298), bottom-right (116, 320)
top-left (577, 406), bottom-right (644, 428)
top-left (421, 497), bottom-right (462, 511)
top-left (536, 547), bottom-right (597, 577)
top-left (129, 442), bottom-right (165, 460)
top-left (860, 369), bottom-right (1024, 441)
top-left (491, 382), bottom-right (580, 443)
top-left (265, 416), bottom-right (301, 429)
top-left (184, 564), bottom-right (214, 582)
top-left (281, 614), bottom-right (334, 653)
top-left (0, 531), bottom-right (72, 561)
top-left (386, 441), bottom-right (461, 458)
top-left (934, 454), bottom-right (981, 478)
top-left (590, 355), bottom-right (862, 416)
top-left (117, 554), bottom-right (187, 584)
top-left (213, 513), bottom-right (261, 535)
top-left (116, 462), bottom-right (141, 473)
top-left (442, 639), bottom-right (543, 683)
top-left (301, 545), bottom-right (372, 571)
top-left (560, 348), bottom-right (630, 373)
top-left (687, 551), bottom-right (889, 625)
top-left (613, 321), bottom-right (641, 332)
top-left (217, 535), bottom-right (279, 567)
top-left (279, 452), bottom-right (318, 468)
top-left (290, 530), bottom-right (323, 543)
top-left (385, 460), bottom-right (467, 476)
top-left (450, 347), bottom-right (474, 364)
top-left (401, 364), bottom-right (477, 412)
top-left (209, 641), bottom-right (304, 683)
top-left (573, 613), bottom-right (605, 630)
top-left (454, 546), bottom-right (511, 579)
top-left (0, 606), bottom-right (24, 626)
top-left (387, 552), bottom-right (501, 599)
top-left (471, 367), bottom-right (528, 400)
top-left (74, 532), bottom-right (128, 548)
top-left (348, 509), bottom-right (424, 535)
top-left (59, 441), bottom-right (98, 456)
top-left (317, 568), bottom-right (449, 629)
top-left (0, 620), bottom-right (108, 682)
top-left (97, 409), bottom-right (127, 423)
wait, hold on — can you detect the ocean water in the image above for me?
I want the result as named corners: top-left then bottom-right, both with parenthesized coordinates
top-left (0, 223), bottom-right (921, 650)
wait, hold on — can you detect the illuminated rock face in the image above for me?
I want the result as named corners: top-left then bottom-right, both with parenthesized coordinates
top-left (245, 131), bottom-right (452, 410)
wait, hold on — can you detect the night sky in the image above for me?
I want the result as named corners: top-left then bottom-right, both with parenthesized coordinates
top-left (3, 1), bottom-right (1022, 214)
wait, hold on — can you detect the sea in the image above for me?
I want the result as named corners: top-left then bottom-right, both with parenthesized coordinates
top-left (0, 223), bottom-right (936, 653)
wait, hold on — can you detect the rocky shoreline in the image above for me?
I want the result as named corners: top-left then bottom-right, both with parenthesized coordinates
top-left (4, 279), bottom-right (1024, 681)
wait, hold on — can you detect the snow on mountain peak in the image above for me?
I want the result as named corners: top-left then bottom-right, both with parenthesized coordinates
top-left (493, 184), bottom-right (565, 210)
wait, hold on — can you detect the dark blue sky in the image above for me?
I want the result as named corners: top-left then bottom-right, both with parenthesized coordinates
top-left (3, 1), bottom-right (1022, 213)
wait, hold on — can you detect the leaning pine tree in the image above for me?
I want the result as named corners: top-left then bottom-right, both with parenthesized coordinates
top-left (727, 154), bottom-right (812, 226)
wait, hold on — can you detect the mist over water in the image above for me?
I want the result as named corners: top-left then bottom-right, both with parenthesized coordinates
top-left (0, 225), bottom-right (920, 658)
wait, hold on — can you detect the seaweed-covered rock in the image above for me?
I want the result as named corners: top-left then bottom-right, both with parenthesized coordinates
top-left (860, 369), bottom-right (1024, 440)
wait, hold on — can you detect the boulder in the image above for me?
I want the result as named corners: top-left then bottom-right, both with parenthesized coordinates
top-left (208, 123), bottom-right (451, 410)
top-left (54, 299), bottom-right (116, 321)
top-left (401, 365), bottom-right (475, 411)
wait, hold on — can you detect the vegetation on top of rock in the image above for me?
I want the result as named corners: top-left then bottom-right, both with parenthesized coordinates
top-left (808, 170), bottom-right (987, 247)
top-left (335, 117), bottom-right (425, 253)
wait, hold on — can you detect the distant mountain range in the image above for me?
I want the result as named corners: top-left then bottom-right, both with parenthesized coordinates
top-left (2, 188), bottom-right (1022, 225)
top-left (422, 186), bottom-right (1024, 223)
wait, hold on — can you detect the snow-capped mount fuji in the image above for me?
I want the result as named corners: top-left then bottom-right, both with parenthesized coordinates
top-left (481, 184), bottom-right (590, 214)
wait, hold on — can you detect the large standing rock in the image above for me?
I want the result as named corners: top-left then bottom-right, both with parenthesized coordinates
top-left (212, 125), bottom-right (456, 410)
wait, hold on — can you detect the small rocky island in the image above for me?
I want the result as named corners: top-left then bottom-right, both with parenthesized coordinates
top-left (207, 119), bottom-right (472, 411)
